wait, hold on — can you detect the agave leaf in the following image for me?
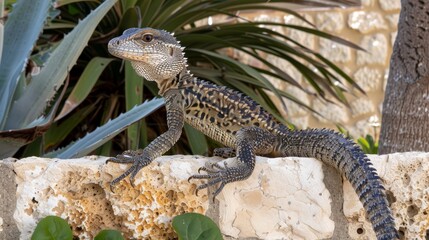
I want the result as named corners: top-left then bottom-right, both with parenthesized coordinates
top-left (0, 0), bottom-right (51, 129)
top-left (45, 98), bottom-right (164, 158)
top-left (4, 0), bottom-right (117, 130)
top-left (0, 0), bottom-right (4, 62)
top-left (184, 123), bottom-right (208, 155)
top-left (0, 78), bottom-right (68, 158)
top-left (56, 57), bottom-right (113, 120)
top-left (54, 0), bottom-right (100, 8)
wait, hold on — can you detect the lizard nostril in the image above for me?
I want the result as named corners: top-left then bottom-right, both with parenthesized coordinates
top-left (169, 47), bottom-right (174, 57)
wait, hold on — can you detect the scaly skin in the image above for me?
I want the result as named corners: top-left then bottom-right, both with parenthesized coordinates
top-left (107, 27), bottom-right (398, 239)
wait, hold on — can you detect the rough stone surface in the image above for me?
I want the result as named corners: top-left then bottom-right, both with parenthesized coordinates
top-left (379, 0), bottom-right (401, 11)
top-left (348, 11), bottom-right (387, 33)
top-left (218, 157), bottom-right (334, 239)
top-left (319, 38), bottom-right (352, 63)
top-left (312, 99), bottom-right (349, 123)
top-left (283, 14), bottom-right (315, 49)
top-left (4, 153), bottom-right (429, 239)
top-left (350, 98), bottom-right (376, 117)
top-left (357, 34), bottom-right (388, 65)
top-left (343, 152), bottom-right (429, 239)
top-left (10, 156), bottom-right (208, 240)
top-left (353, 67), bottom-right (382, 92)
top-left (386, 13), bottom-right (400, 28)
top-left (0, 159), bottom-right (19, 240)
top-left (315, 12), bottom-right (345, 33)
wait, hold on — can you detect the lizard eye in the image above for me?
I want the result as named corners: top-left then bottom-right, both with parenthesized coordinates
top-left (142, 33), bottom-right (154, 42)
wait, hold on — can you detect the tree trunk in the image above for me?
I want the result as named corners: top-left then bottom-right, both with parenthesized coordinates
top-left (379, 0), bottom-right (429, 154)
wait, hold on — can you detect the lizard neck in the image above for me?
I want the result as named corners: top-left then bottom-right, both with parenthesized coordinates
top-left (157, 68), bottom-right (192, 96)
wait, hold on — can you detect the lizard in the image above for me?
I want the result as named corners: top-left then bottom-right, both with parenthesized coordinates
top-left (107, 27), bottom-right (399, 240)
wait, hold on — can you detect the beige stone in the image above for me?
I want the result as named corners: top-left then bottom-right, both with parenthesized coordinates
top-left (386, 14), bottom-right (400, 28)
top-left (319, 38), bottom-right (352, 63)
top-left (283, 14), bottom-right (315, 49)
top-left (219, 157), bottom-right (333, 239)
top-left (379, 0), bottom-right (401, 11)
top-left (391, 31), bottom-right (398, 47)
top-left (12, 156), bottom-right (208, 240)
top-left (353, 67), bottom-right (382, 92)
top-left (315, 12), bottom-right (345, 33)
top-left (350, 98), bottom-right (376, 117)
top-left (357, 34), bottom-right (388, 65)
top-left (348, 11), bottom-right (387, 34)
top-left (4, 153), bottom-right (429, 239)
top-left (343, 152), bottom-right (429, 239)
top-left (312, 99), bottom-right (349, 123)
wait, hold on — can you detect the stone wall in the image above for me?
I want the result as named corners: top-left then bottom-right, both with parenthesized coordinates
top-left (236, 0), bottom-right (400, 138)
top-left (1, 153), bottom-right (429, 239)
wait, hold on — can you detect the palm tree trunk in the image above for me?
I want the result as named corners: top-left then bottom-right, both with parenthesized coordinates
top-left (379, 0), bottom-right (429, 154)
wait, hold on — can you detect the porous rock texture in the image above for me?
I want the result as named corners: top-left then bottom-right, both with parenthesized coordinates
top-left (1, 152), bottom-right (429, 239)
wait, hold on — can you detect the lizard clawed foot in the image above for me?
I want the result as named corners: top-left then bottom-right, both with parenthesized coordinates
top-left (107, 152), bottom-right (151, 192)
top-left (189, 162), bottom-right (251, 201)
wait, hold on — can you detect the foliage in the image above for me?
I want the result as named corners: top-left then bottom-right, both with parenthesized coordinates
top-left (172, 213), bottom-right (223, 240)
top-left (357, 134), bottom-right (378, 154)
top-left (94, 230), bottom-right (124, 240)
top-left (31, 216), bottom-right (72, 240)
top-left (336, 125), bottom-right (378, 154)
top-left (31, 215), bottom-right (124, 240)
top-left (1, 0), bottom-right (363, 159)
top-left (31, 214), bottom-right (221, 240)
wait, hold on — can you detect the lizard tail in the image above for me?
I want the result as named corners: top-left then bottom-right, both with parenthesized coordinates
top-left (278, 128), bottom-right (398, 240)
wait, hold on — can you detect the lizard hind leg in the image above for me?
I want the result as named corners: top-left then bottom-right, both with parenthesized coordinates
top-left (189, 127), bottom-right (276, 199)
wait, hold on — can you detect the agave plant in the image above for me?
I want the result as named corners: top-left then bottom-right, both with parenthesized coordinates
top-left (0, 0), bottom-right (362, 159)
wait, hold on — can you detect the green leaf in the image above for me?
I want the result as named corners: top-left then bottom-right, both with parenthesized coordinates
top-left (0, 0), bottom-right (51, 129)
top-left (172, 213), bottom-right (223, 240)
top-left (4, 0), bottom-right (117, 130)
top-left (56, 57), bottom-right (113, 120)
top-left (94, 229), bottom-right (124, 240)
top-left (31, 216), bottom-right (72, 240)
top-left (125, 61), bottom-right (143, 150)
top-left (45, 98), bottom-right (164, 158)
top-left (184, 123), bottom-right (208, 155)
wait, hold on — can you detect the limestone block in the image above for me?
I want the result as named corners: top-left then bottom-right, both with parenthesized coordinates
top-left (5, 153), bottom-right (429, 239)
top-left (350, 98), bottom-right (376, 117)
top-left (11, 156), bottom-right (208, 240)
top-left (253, 15), bottom-right (284, 34)
top-left (343, 152), bottom-right (429, 239)
top-left (265, 55), bottom-right (303, 84)
top-left (348, 11), bottom-right (387, 34)
top-left (348, 119), bottom-right (376, 138)
top-left (315, 12), bottom-right (345, 33)
top-left (283, 14), bottom-right (315, 49)
top-left (353, 67), bottom-right (382, 92)
top-left (357, 34), bottom-right (388, 65)
top-left (379, 0), bottom-right (401, 11)
top-left (218, 157), bottom-right (334, 239)
top-left (391, 31), bottom-right (398, 47)
top-left (386, 13), bottom-right (400, 28)
top-left (361, 0), bottom-right (374, 6)
top-left (312, 99), bottom-right (349, 124)
top-left (319, 38), bottom-right (352, 63)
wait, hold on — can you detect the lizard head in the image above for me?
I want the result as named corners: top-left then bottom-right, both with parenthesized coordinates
top-left (108, 28), bottom-right (186, 83)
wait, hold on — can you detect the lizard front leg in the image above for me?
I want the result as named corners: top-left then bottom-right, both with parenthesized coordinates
top-left (189, 126), bottom-right (276, 199)
top-left (108, 91), bottom-right (185, 190)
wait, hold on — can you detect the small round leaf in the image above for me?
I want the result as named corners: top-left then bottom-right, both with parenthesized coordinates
top-left (31, 216), bottom-right (73, 240)
top-left (94, 229), bottom-right (124, 240)
top-left (172, 213), bottom-right (223, 240)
